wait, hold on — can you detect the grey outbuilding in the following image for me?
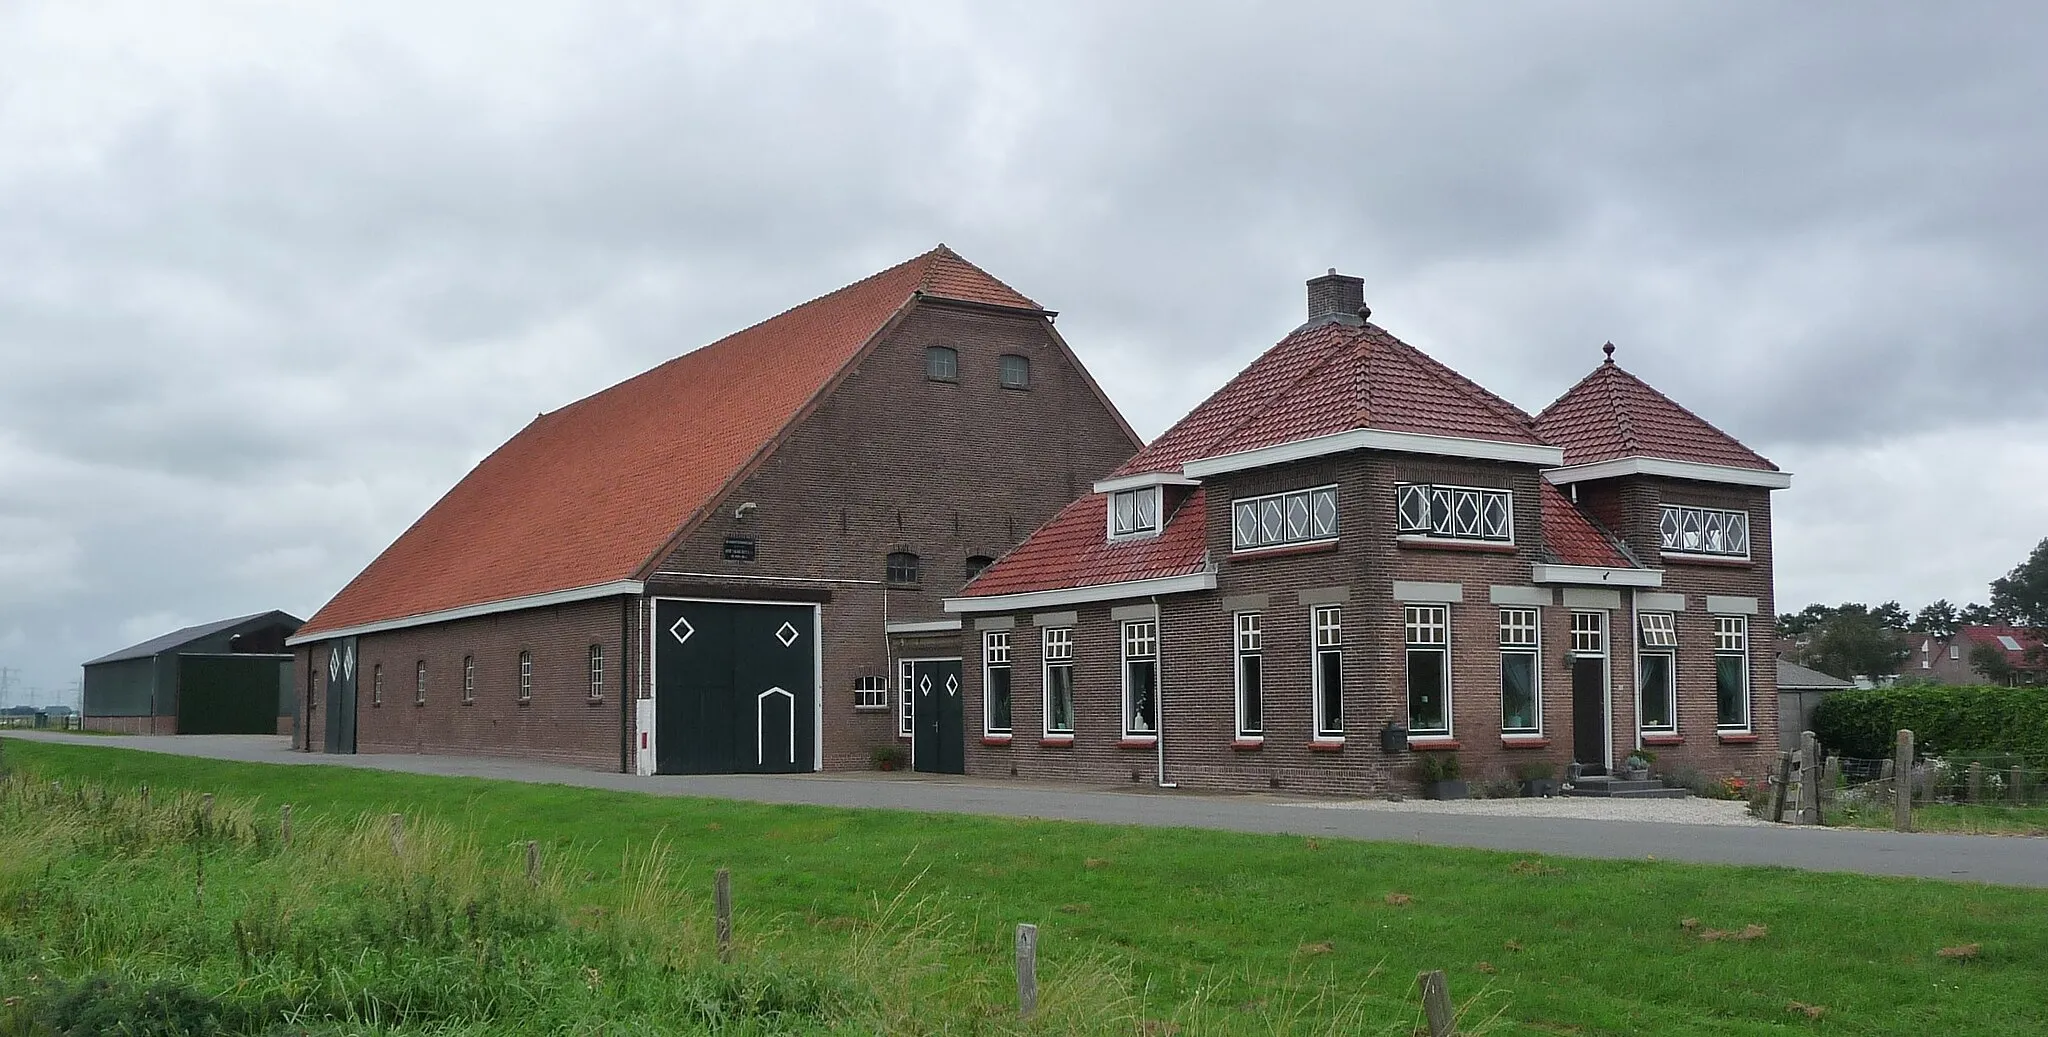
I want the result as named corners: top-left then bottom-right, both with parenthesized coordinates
top-left (82, 611), bottom-right (303, 735)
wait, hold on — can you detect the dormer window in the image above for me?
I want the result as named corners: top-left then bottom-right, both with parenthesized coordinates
top-left (1396, 483), bottom-right (1511, 542)
top-left (1109, 487), bottom-right (1159, 539)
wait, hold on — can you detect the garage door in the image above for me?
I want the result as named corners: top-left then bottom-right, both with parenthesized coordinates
top-left (653, 599), bottom-right (816, 774)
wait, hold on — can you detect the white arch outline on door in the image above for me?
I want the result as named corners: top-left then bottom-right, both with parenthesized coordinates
top-left (757, 686), bottom-right (795, 766)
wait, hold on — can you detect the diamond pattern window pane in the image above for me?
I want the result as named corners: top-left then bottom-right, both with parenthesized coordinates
top-left (1727, 513), bottom-right (1749, 555)
top-left (1234, 501), bottom-right (1258, 545)
top-left (1259, 498), bottom-right (1284, 542)
top-left (1660, 509), bottom-right (1681, 549)
top-left (1397, 484), bottom-right (1430, 532)
top-left (1482, 495), bottom-right (1510, 539)
top-left (1430, 488), bottom-right (1455, 534)
top-left (1234, 487), bottom-right (1341, 550)
top-left (1401, 485), bottom-right (1512, 543)
top-left (1285, 495), bottom-right (1310, 539)
top-left (1660, 505), bottom-right (1751, 558)
top-left (1311, 488), bottom-right (1338, 537)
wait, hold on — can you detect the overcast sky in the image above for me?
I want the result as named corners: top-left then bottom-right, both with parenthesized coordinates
top-left (3, 3), bottom-right (2045, 704)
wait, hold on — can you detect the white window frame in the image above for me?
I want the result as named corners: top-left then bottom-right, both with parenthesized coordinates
top-left (1121, 619), bottom-right (1159, 738)
top-left (983, 630), bottom-right (1013, 736)
top-left (1715, 614), bottom-right (1750, 732)
top-left (1234, 612), bottom-right (1263, 739)
top-left (462, 656), bottom-right (474, 704)
top-left (1231, 485), bottom-right (1339, 553)
top-left (1108, 487), bottom-right (1161, 540)
top-left (517, 651), bottom-right (533, 702)
top-left (1312, 606), bottom-right (1344, 740)
top-left (1396, 483), bottom-right (1514, 543)
top-left (415, 661), bottom-right (427, 706)
top-left (1571, 611), bottom-right (1606, 655)
top-left (1638, 649), bottom-right (1677, 735)
top-left (1659, 504), bottom-right (1751, 560)
top-left (853, 675), bottom-right (889, 710)
top-left (1499, 608), bottom-right (1541, 735)
top-left (897, 659), bottom-right (915, 736)
top-left (1042, 626), bottom-right (1075, 736)
top-left (588, 644), bottom-right (605, 700)
top-left (1639, 611), bottom-right (1677, 648)
top-left (1405, 604), bottom-right (1452, 738)
top-left (1950, 644), bottom-right (1961, 661)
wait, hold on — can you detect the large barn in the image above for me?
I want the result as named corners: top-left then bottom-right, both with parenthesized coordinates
top-left (288, 247), bottom-right (1140, 773)
top-left (84, 611), bottom-right (302, 735)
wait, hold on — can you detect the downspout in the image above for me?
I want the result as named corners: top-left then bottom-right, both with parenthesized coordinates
top-left (1627, 588), bottom-right (1640, 758)
top-left (1153, 594), bottom-right (1176, 789)
top-left (620, 595), bottom-right (632, 774)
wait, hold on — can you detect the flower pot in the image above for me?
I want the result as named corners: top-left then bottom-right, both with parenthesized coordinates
top-left (1520, 779), bottom-right (1559, 798)
top-left (1424, 779), bottom-right (1469, 801)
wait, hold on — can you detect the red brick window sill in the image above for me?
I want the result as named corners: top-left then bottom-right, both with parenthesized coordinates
top-left (1716, 733), bottom-right (1760, 745)
top-left (1408, 739), bottom-right (1462, 751)
top-left (1039, 735), bottom-right (1075, 748)
top-left (1500, 737), bottom-right (1551, 749)
top-left (1229, 540), bottom-right (1340, 563)
top-left (981, 734), bottom-right (1013, 746)
top-left (1660, 553), bottom-right (1754, 569)
top-left (1641, 734), bottom-right (1685, 746)
top-left (1307, 739), bottom-right (1345, 753)
top-left (1117, 736), bottom-right (1158, 749)
top-left (1231, 738), bottom-right (1264, 751)
top-left (1397, 536), bottom-right (1518, 555)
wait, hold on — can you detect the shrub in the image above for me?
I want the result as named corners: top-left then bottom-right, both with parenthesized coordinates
top-left (1414, 752), bottom-right (1462, 783)
top-left (1811, 685), bottom-right (2048, 765)
top-left (1512, 761), bottom-right (1556, 783)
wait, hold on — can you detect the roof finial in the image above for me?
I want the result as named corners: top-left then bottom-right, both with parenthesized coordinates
top-left (1601, 341), bottom-right (1616, 363)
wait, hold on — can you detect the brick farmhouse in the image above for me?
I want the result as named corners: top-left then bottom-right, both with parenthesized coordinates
top-left (288, 247), bottom-right (1139, 774)
top-left (943, 272), bottom-right (1790, 795)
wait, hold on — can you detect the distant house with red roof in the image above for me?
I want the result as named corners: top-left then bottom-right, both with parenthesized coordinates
top-left (287, 246), bottom-right (1140, 774)
top-left (945, 271), bottom-right (1789, 794)
top-left (1910, 625), bottom-right (2046, 686)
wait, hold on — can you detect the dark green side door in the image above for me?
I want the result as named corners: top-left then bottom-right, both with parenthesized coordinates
top-left (321, 638), bottom-right (357, 754)
top-left (654, 599), bottom-right (816, 775)
top-left (909, 659), bottom-right (964, 774)
top-left (1572, 656), bottom-right (1607, 774)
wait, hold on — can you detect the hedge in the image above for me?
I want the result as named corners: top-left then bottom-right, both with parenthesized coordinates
top-left (1810, 684), bottom-right (2048, 765)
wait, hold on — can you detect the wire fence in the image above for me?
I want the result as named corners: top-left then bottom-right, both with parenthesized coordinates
top-left (1768, 731), bottom-right (2048, 830)
top-left (1828, 755), bottom-right (2048, 809)
top-left (0, 714), bottom-right (83, 731)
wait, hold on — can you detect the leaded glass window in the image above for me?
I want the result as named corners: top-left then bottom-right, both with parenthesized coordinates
top-left (1396, 484), bottom-right (1512, 542)
top-left (1232, 486), bottom-right (1338, 551)
top-left (1660, 505), bottom-right (1750, 558)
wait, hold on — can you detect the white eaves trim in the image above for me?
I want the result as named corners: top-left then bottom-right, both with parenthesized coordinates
top-left (1543, 457), bottom-right (1792, 489)
top-left (885, 619), bottom-right (962, 634)
top-left (1092, 471), bottom-right (1201, 494)
top-left (286, 580), bottom-right (646, 645)
top-left (1530, 564), bottom-right (1663, 588)
top-left (1182, 428), bottom-right (1563, 477)
top-left (944, 571), bottom-right (1217, 614)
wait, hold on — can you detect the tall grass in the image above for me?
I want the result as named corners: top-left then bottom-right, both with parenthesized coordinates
top-left (0, 758), bottom-right (1459, 1036)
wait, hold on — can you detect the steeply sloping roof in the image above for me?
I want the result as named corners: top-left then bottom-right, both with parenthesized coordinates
top-left (301, 246), bottom-right (1038, 637)
top-left (958, 490), bottom-right (1209, 599)
top-left (1109, 320), bottom-right (1542, 479)
top-left (1777, 658), bottom-right (1855, 690)
top-left (1539, 484), bottom-right (1636, 569)
top-left (1958, 625), bottom-right (2046, 664)
top-left (85, 611), bottom-right (304, 667)
top-left (1534, 352), bottom-right (1777, 470)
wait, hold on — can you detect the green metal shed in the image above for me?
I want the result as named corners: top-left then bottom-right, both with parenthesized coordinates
top-left (81, 611), bottom-right (303, 735)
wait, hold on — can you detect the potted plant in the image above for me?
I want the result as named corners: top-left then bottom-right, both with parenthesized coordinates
top-left (1621, 749), bottom-right (1655, 781)
top-left (1416, 752), bottom-right (1467, 800)
top-left (1515, 761), bottom-right (1560, 798)
top-left (870, 744), bottom-right (907, 772)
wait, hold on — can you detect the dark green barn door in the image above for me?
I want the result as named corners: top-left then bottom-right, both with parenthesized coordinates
top-left (909, 659), bottom-right (964, 774)
top-left (177, 655), bottom-right (285, 734)
top-left (653, 600), bottom-right (816, 775)
top-left (321, 639), bottom-right (357, 754)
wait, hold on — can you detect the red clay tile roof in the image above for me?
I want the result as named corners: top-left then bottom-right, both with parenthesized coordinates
top-left (301, 246), bottom-right (1037, 636)
top-left (1109, 321), bottom-right (1542, 478)
top-left (959, 490), bottom-right (1209, 598)
top-left (1958, 625), bottom-right (2046, 661)
top-left (1539, 483), bottom-right (1635, 569)
top-left (1535, 355), bottom-right (1776, 471)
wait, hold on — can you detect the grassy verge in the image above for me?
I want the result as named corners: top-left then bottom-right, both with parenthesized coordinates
top-left (1828, 797), bottom-right (2048, 836)
top-left (4, 739), bottom-right (2047, 1035)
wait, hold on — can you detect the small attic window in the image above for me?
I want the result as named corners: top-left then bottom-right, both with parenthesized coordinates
top-left (999, 354), bottom-right (1030, 389)
top-left (887, 551), bottom-right (922, 586)
top-left (926, 346), bottom-right (958, 381)
top-left (965, 555), bottom-right (995, 580)
top-left (1998, 635), bottom-right (2024, 652)
top-left (1109, 487), bottom-right (1160, 539)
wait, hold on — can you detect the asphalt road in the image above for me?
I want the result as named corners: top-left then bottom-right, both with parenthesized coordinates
top-left (9, 731), bottom-right (2045, 888)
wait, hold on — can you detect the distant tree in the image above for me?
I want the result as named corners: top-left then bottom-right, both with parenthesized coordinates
top-left (1914, 599), bottom-right (1960, 638)
top-left (1988, 537), bottom-right (2048, 630)
top-left (1959, 601), bottom-right (1999, 626)
top-left (1872, 600), bottom-right (1911, 629)
top-left (1970, 642), bottom-right (2016, 685)
top-left (1804, 610), bottom-right (1911, 682)
top-left (1778, 602), bottom-right (1850, 639)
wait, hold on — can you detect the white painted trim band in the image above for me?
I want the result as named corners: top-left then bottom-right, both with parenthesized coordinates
top-left (1488, 586), bottom-right (1554, 607)
top-left (1182, 428), bottom-right (1563, 477)
top-left (1543, 457), bottom-right (1792, 489)
top-left (1706, 595), bottom-right (1760, 615)
top-left (1531, 564), bottom-right (1663, 588)
top-left (885, 619), bottom-right (962, 634)
top-left (944, 571), bottom-right (1217, 614)
top-left (1637, 592), bottom-right (1687, 612)
top-left (1091, 472), bottom-right (1201, 494)
top-left (288, 580), bottom-right (646, 645)
top-left (1393, 581), bottom-right (1465, 603)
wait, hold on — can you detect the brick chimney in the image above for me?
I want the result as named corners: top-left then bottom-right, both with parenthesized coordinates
top-left (1306, 269), bottom-right (1367, 324)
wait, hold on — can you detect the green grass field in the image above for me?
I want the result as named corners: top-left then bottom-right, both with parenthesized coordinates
top-left (2, 738), bottom-right (2044, 1035)
top-left (1828, 797), bottom-right (2048, 837)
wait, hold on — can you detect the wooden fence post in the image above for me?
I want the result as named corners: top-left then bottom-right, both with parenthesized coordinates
top-left (715, 868), bottom-right (733, 963)
top-left (201, 793), bottom-right (214, 826)
top-left (1799, 732), bottom-right (1820, 825)
top-left (1768, 753), bottom-right (1792, 823)
top-left (140, 784), bottom-right (149, 809)
top-left (1417, 969), bottom-right (1455, 1036)
top-left (1894, 729), bottom-right (1913, 831)
top-left (280, 804), bottom-right (292, 849)
top-left (526, 840), bottom-right (541, 886)
top-left (1016, 923), bottom-right (1039, 1018)
top-left (2012, 766), bottom-right (2025, 805)
top-left (389, 813), bottom-right (404, 856)
top-left (1968, 762), bottom-right (1984, 804)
